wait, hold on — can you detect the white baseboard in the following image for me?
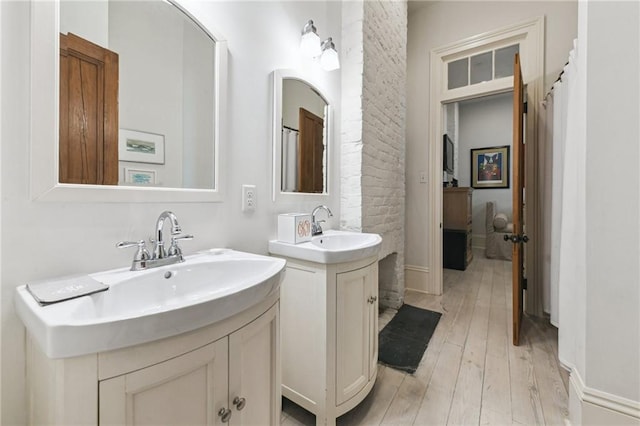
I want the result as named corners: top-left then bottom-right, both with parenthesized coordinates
top-left (569, 368), bottom-right (640, 425)
top-left (405, 265), bottom-right (440, 294)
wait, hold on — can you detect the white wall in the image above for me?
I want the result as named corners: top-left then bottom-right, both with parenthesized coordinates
top-left (0, 1), bottom-right (342, 423)
top-left (406, 1), bottom-right (577, 277)
top-left (581, 0), bottom-right (639, 411)
top-left (0, 2), bottom-right (3, 415)
top-left (59, 0), bottom-right (109, 47)
top-left (457, 92), bottom-right (513, 244)
top-left (182, 19), bottom-right (215, 189)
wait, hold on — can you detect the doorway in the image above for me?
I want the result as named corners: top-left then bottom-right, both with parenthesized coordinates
top-left (443, 92), bottom-right (514, 251)
top-left (426, 17), bottom-right (543, 298)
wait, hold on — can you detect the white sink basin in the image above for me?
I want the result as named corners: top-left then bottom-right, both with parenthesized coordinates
top-left (269, 230), bottom-right (382, 264)
top-left (14, 250), bottom-right (285, 358)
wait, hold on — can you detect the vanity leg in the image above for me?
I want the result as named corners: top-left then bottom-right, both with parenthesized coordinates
top-left (315, 413), bottom-right (336, 426)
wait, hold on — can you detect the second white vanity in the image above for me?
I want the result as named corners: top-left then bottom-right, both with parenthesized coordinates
top-left (269, 230), bottom-right (382, 426)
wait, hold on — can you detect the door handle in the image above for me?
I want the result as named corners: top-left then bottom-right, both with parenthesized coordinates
top-left (503, 234), bottom-right (529, 243)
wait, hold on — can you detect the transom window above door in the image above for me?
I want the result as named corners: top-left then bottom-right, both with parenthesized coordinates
top-left (447, 44), bottom-right (520, 90)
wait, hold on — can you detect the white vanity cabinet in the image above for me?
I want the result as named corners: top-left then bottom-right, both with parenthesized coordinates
top-left (277, 255), bottom-right (378, 426)
top-left (26, 294), bottom-right (280, 426)
top-left (99, 338), bottom-right (230, 425)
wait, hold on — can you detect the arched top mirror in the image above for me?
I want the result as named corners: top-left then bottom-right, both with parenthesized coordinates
top-left (272, 69), bottom-right (331, 202)
top-left (30, 0), bottom-right (227, 202)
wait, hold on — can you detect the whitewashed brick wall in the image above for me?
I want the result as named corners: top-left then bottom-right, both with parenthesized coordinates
top-left (341, 0), bottom-right (407, 309)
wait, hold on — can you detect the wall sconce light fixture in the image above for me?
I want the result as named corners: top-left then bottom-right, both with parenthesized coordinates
top-left (320, 37), bottom-right (340, 71)
top-left (300, 20), bottom-right (322, 58)
top-left (300, 20), bottom-right (340, 71)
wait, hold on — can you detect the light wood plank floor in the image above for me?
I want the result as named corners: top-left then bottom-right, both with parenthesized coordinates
top-left (281, 252), bottom-right (569, 425)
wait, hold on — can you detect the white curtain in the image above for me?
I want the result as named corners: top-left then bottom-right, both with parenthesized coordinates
top-left (281, 128), bottom-right (299, 192)
top-left (548, 76), bottom-right (564, 327)
top-left (548, 46), bottom-right (570, 327)
top-left (539, 83), bottom-right (554, 321)
top-left (548, 39), bottom-right (587, 369)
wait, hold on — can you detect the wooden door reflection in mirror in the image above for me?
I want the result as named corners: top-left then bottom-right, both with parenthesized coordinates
top-left (298, 107), bottom-right (324, 193)
top-left (59, 33), bottom-right (119, 185)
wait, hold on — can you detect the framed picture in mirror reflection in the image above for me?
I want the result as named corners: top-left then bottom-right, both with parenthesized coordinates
top-left (124, 167), bottom-right (157, 185)
top-left (119, 129), bottom-right (165, 164)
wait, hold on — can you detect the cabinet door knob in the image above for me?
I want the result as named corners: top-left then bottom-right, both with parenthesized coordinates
top-left (233, 396), bottom-right (246, 411)
top-left (218, 407), bottom-right (232, 422)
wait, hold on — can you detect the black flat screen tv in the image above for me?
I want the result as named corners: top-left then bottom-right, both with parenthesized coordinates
top-left (443, 134), bottom-right (454, 174)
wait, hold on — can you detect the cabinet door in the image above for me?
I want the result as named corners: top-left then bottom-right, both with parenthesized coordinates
top-left (336, 264), bottom-right (375, 406)
top-left (99, 338), bottom-right (228, 426)
top-left (228, 303), bottom-right (280, 425)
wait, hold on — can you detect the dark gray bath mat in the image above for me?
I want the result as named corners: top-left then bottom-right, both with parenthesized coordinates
top-left (378, 304), bottom-right (442, 374)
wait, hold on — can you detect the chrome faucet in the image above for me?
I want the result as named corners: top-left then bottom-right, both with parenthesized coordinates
top-left (117, 211), bottom-right (193, 271)
top-left (154, 210), bottom-right (181, 259)
top-left (311, 205), bottom-right (333, 236)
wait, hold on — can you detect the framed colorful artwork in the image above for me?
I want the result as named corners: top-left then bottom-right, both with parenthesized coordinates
top-left (471, 146), bottom-right (510, 189)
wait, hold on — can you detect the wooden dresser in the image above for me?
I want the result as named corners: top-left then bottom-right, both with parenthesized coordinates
top-left (443, 187), bottom-right (473, 270)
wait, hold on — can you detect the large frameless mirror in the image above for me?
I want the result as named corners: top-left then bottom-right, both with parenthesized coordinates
top-left (272, 69), bottom-right (330, 201)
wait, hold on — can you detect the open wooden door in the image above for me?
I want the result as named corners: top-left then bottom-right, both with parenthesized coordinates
top-left (509, 53), bottom-right (527, 346)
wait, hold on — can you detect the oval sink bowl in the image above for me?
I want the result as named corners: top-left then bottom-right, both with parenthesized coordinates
top-left (269, 230), bottom-right (382, 264)
top-left (14, 250), bottom-right (285, 358)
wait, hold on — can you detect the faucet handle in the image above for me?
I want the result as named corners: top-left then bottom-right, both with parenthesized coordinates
top-left (168, 234), bottom-right (194, 257)
top-left (116, 240), bottom-right (151, 261)
top-left (312, 221), bottom-right (325, 236)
